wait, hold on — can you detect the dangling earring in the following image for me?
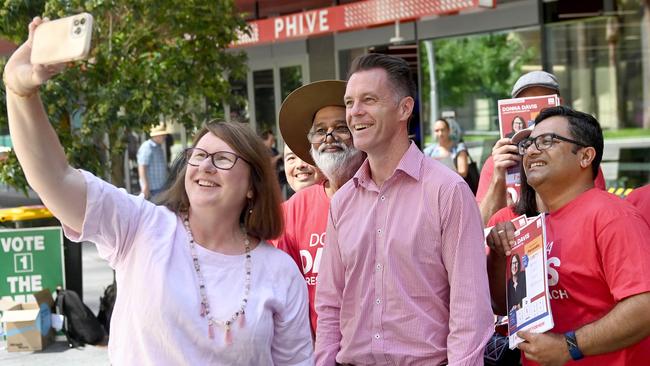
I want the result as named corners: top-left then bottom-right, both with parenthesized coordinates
top-left (246, 199), bottom-right (253, 217)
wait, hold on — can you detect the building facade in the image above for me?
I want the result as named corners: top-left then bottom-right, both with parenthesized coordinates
top-left (231, 0), bottom-right (650, 186)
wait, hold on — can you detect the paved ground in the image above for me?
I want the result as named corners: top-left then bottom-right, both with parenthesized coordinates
top-left (1, 244), bottom-right (112, 365)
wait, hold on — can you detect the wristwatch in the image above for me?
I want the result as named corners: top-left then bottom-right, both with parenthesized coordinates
top-left (565, 330), bottom-right (584, 360)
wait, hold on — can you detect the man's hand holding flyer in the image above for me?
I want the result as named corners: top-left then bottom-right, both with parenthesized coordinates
top-left (497, 95), bottom-right (560, 202)
top-left (506, 214), bottom-right (554, 349)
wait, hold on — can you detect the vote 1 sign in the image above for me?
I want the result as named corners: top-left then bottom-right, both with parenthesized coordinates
top-left (0, 227), bottom-right (65, 302)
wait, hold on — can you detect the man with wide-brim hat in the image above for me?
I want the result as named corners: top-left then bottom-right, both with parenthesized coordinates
top-left (137, 123), bottom-right (170, 200)
top-left (273, 80), bottom-right (365, 336)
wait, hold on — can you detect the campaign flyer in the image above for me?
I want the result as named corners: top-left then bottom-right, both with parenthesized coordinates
top-left (497, 95), bottom-right (560, 195)
top-left (506, 214), bottom-right (554, 349)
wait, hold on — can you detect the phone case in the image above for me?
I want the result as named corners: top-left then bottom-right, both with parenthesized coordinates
top-left (30, 13), bottom-right (94, 65)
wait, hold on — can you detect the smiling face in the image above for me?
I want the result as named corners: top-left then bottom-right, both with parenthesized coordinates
top-left (184, 132), bottom-right (251, 212)
top-left (511, 255), bottom-right (520, 276)
top-left (283, 144), bottom-right (321, 192)
top-left (309, 106), bottom-right (363, 177)
top-left (512, 117), bottom-right (525, 132)
top-left (344, 68), bottom-right (413, 156)
top-left (522, 116), bottom-right (583, 190)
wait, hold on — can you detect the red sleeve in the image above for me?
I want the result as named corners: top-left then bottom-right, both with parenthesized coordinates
top-left (487, 205), bottom-right (518, 227)
top-left (274, 203), bottom-right (302, 274)
top-left (627, 185), bottom-right (650, 226)
top-left (475, 155), bottom-right (494, 204)
top-left (597, 211), bottom-right (650, 302)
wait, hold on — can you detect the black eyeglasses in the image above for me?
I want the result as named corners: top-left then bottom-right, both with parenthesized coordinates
top-left (517, 133), bottom-right (588, 155)
top-left (307, 126), bottom-right (352, 144)
top-left (185, 147), bottom-right (248, 170)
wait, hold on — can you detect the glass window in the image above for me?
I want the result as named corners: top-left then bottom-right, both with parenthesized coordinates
top-left (419, 27), bottom-right (541, 142)
top-left (228, 76), bottom-right (249, 123)
top-left (253, 69), bottom-right (276, 134)
top-left (280, 66), bottom-right (303, 101)
top-left (545, 12), bottom-right (644, 130)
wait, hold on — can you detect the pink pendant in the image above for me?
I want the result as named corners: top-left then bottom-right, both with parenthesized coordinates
top-left (208, 323), bottom-right (215, 339)
top-left (239, 312), bottom-right (246, 328)
top-left (224, 327), bottom-right (232, 345)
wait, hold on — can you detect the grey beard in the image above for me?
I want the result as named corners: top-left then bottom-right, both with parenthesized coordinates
top-left (311, 142), bottom-right (365, 186)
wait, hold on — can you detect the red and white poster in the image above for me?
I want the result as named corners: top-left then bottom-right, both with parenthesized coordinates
top-left (506, 214), bottom-right (554, 349)
top-left (497, 94), bottom-right (560, 200)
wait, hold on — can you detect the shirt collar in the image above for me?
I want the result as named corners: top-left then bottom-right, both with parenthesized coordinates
top-left (353, 141), bottom-right (423, 189)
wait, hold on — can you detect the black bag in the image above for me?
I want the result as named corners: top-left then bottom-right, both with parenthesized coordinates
top-left (97, 281), bottom-right (116, 335)
top-left (484, 332), bottom-right (521, 365)
top-left (455, 152), bottom-right (480, 194)
top-left (484, 319), bottom-right (521, 366)
top-left (55, 288), bottom-right (106, 347)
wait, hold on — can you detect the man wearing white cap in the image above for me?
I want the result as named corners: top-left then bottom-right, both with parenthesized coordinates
top-left (476, 71), bottom-right (606, 224)
top-left (274, 80), bottom-right (365, 336)
top-left (137, 124), bottom-right (170, 200)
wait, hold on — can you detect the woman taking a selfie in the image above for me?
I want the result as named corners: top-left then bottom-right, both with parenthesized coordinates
top-left (4, 18), bottom-right (312, 365)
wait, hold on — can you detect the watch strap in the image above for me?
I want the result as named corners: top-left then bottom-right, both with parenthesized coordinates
top-left (565, 330), bottom-right (584, 360)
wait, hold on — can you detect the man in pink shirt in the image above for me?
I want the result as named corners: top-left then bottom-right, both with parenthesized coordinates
top-left (315, 54), bottom-right (493, 365)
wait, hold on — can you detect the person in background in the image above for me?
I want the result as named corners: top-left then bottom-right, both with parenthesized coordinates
top-left (274, 80), bottom-right (365, 336)
top-left (476, 70), bottom-right (607, 224)
top-left (283, 144), bottom-right (323, 194)
top-left (3, 18), bottom-right (313, 365)
top-left (487, 106), bottom-right (650, 365)
top-left (423, 117), bottom-right (469, 177)
top-left (261, 129), bottom-right (287, 197)
top-left (137, 123), bottom-right (169, 200)
top-left (626, 184), bottom-right (650, 225)
top-left (315, 54), bottom-right (493, 365)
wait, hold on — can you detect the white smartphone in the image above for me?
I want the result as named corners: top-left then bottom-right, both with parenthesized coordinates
top-left (30, 13), bottom-right (94, 65)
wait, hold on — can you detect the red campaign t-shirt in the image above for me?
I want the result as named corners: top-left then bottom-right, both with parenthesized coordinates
top-left (523, 188), bottom-right (650, 366)
top-left (487, 205), bottom-right (518, 227)
top-left (476, 155), bottom-right (607, 204)
top-left (627, 184), bottom-right (650, 226)
top-left (273, 182), bottom-right (329, 335)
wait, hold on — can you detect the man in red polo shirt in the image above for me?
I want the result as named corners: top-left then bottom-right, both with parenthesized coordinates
top-left (487, 106), bottom-right (650, 365)
top-left (477, 71), bottom-right (606, 224)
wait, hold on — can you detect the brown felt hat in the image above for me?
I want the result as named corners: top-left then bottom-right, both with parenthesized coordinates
top-left (278, 80), bottom-right (346, 166)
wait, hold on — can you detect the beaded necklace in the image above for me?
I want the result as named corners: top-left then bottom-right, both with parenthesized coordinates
top-left (183, 215), bottom-right (251, 345)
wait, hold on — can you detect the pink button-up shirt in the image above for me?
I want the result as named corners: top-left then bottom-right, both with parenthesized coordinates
top-left (315, 143), bottom-right (493, 366)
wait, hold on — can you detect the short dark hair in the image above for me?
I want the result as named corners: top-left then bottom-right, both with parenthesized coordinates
top-left (534, 106), bottom-right (603, 180)
top-left (347, 53), bottom-right (416, 100)
top-left (157, 121), bottom-right (283, 240)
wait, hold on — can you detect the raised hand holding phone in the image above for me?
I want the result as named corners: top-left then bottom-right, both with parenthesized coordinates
top-left (31, 13), bottom-right (93, 65)
top-left (3, 14), bottom-right (92, 98)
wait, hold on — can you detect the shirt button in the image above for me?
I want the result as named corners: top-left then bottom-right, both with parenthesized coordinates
top-left (374, 333), bottom-right (381, 339)
top-left (375, 264), bottom-right (382, 271)
top-left (380, 195), bottom-right (386, 201)
top-left (377, 229), bottom-right (382, 235)
top-left (375, 298), bottom-right (381, 305)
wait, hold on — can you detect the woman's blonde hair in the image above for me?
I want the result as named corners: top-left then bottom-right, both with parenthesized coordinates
top-left (157, 121), bottom-right (283, 240)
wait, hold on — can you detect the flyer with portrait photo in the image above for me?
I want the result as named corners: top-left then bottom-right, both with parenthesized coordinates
top-left (506, 214), bottom-right (554, 349)
top-left (497, 95), bottom-right (560, 194)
